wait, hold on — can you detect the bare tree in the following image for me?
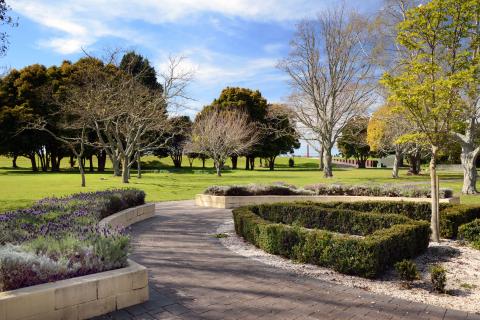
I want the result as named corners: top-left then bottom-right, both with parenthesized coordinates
top-left (280, 7), bottom-right (376, 177)
top-left (187, 110), bottom-right (259, 177)
top-left (72, 52), bottom-right (194, 183)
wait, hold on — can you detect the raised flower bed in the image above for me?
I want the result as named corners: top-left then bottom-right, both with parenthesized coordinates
top-left (196, 183), bottom-right (459, 209)
top-left (0, 189), bottom-right (154, 320)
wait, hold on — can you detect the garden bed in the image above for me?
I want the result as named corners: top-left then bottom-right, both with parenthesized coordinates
top-left (0, 189), bottom-right (154, 319)
top-left (218, 219), bottom-right (480, 313)
top-left (233, 203), bottom-right (431, 278)
top-left (197, 183), bottom-right (459, 209)
top-left (0, 259), bottom-right (148, 320)
top-left (196, 194), bottom-right (459, 209)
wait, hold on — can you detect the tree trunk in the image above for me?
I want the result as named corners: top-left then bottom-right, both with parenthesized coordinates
top-left (245, 156), bottom-right (250, 170)
top-left (77, 155), bottom-right (86, 187)
top-left (231, 156), bottom-right (238, 169)
top-left (89, 156), bottom-right (94, 172)
top-left (29, 154), bottom-right (38, 172)
top-left (215, 160), bottom-right (222, 177)
top-left (201, 157), bottom-right (206, 168)
top-left (392, 149), bottom-right (402, 179)
top-left (122, 156), bottom-right (129, 183)
top-left (323, 146), bottom-right (333, 178)
top-left (430, 146), bottom-right (440, 243)
top-left (97, 151), bottom-right (106, 172)
top-left (249, 157), bottom-right (255, 170)
top-left (318, 147), bottom-right (324, 170)
top-left (269, 156), bottom-right (276, 171)
top-left (460, 145), bottom-right (479, 194)
top-left (69, 155), bottom-right (75, 168)
top-left (137, 152), bottom-right (142, 179)
top-left (357, 158), bottom-right (366, 169)
top-left (12, 155), bottom-right (18, 168)
top-left (111, 156), bottom-right (121, 177)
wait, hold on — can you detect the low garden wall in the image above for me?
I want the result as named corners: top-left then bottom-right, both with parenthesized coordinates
top-left (0, 201), bottom-right (156, 320)
top-left (99, 203), bottom-right (156, 228)
top-left (0, 259), bottom-right (148, 320)
top-left (196, 194), bottom-right (460, 209)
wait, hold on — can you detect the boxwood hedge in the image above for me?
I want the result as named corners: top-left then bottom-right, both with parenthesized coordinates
top-left (298, 201), bottom-right (480, 239)
top-left (233, 203), bottom-right (431, 278)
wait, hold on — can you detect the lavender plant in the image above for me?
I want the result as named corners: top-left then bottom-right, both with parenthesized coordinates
top-left (0, 189), bottom-right (144, 291)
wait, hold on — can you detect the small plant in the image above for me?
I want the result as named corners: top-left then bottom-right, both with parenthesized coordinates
top-left (212, 233), bottom-right (228, 239)
top-left (430, 265), bottom-right (447, 293)
top-left (460, 283), bottom-right (477, 290)
top-left (394, 259), bottom-right (419, 287)
top-left (288, 157), bottom-right (295, 168)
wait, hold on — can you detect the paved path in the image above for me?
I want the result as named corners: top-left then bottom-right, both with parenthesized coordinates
top-left (100, 201), bottom-right (477, 320)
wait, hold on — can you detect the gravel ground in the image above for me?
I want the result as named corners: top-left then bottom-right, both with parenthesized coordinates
top-left (216, 219), bottom-right (480, 314)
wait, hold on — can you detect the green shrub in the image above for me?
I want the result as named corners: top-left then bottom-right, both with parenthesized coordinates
top-left (233, 204), bottom-right (430, 278)
top-left (458, 219), bottom-right (480, 249)
top-left (430, 265), bottom-right (447, 293)
top-left (440, 205), bottom-right (480, 238)
top-left (395, 259), bottom-right (419, 284)
top-left (253, 203), bottom-right (412, 236)
top-left (304, 201), bottom-right (480, 239)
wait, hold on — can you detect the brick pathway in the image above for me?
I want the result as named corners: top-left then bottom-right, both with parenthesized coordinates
top-left (99, 201), bottom-right (477, 320)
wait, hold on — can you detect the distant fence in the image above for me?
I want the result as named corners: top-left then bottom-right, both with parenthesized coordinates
top-left (332, 158), bottom-right (378, 168)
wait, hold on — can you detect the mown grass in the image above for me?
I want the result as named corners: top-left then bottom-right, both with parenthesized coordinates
top-left (0, 155), bottom-right (478, 211)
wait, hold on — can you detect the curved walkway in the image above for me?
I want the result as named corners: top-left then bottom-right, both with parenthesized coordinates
top-left (101, 201), bottom-right (477, 320)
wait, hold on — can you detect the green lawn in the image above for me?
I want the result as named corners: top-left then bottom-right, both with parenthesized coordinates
top-left (1, 155), bottom-right (479, 211)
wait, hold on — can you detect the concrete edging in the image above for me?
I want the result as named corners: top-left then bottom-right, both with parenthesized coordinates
top-left (195, 194), bottom-right (460, 209)
top-left (0, 203), bottom-right (156, 320)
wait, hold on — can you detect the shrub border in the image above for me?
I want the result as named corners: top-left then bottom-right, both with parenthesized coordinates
top-left (233, 204), bottom-right (431, 278)
top-left (0, 203), bottom-right (155, 320)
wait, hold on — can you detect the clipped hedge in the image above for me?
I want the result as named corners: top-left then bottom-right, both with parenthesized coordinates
top-left (252, 203), bottom-right (412, 236)
top-left (233, 204), bottom-right (431, 278)
top-left (301, 201), bottom-right (480, 239)
top-left (458, 219), bottom-right (480, 249)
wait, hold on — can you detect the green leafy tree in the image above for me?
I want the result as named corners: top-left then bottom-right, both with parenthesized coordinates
top-left (382, 0), bottom-right (472, 242)
top-left (259, 104), bottom-right (300, 171)
top-left (119, 51), bottom-right (162, 92)
top-left (337, 116), bottom-right (371, 168)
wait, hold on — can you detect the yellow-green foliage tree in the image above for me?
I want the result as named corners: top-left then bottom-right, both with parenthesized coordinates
top-left (382, 0), bottom-right (473, 242)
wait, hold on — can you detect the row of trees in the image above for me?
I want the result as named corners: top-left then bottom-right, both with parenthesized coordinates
top-left (155, 87), bottom-right (300, 176)
top-left (0, 50), bottom-right (193, 185)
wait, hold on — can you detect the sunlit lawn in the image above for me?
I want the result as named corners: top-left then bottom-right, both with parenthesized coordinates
top-left (1, 155), bottom-right (479, 212)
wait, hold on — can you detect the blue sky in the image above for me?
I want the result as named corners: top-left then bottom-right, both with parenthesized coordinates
top-left (5, 0), bottom-right (382, 156)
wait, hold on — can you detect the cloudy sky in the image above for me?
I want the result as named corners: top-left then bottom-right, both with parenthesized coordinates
top-left (5, 0), bottom-right (382, 155)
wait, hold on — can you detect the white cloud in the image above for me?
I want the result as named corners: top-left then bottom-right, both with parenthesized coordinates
top-left (12, 0), bottom-right (324, 54)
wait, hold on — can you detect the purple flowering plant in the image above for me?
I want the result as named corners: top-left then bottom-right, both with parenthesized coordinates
top-left (0, 189), bottom-right (145, 291)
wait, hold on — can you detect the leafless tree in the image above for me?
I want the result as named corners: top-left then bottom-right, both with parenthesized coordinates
top-left (186, 110), bottom-right (259, 177)
top-left (280, 6), bottom-right (377, 177)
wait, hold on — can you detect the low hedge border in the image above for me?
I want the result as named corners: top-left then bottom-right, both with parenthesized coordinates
top-left (299, 201), bottom-right (480, 239)
top-left (233, 204), bottom-right (431, 278)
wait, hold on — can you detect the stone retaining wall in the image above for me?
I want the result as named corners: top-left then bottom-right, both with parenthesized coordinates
top-left (99, 203), bottom-right (155, 228)
top-left (195, 194), bottom-right (460, 209)
top-left (0, 203), bottom-right (156, 320)
top-left (0, 260), bottom-right (148, 320)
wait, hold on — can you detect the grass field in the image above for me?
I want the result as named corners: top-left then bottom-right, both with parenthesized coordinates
top-left (1, 155), bottom-right (479, 211)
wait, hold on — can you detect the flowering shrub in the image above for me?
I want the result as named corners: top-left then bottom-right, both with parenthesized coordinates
top-left (203, 183), bottom-right (315, 196)
top-left (304, 183), bottom-right (453, 199)
top-left (0, 189), bottom-right (144, 291)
